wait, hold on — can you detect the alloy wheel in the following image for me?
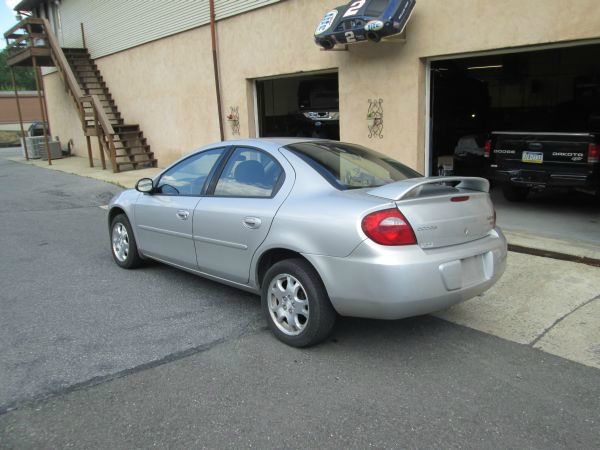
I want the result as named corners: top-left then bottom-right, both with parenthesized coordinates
top-left (267, 273), bottom-right (310, 336)
top-left (112, 222), bottom-right (130, 263)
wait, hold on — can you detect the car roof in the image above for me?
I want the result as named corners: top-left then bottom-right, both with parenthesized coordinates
top-left (215, 137), bottom-right (325, 147)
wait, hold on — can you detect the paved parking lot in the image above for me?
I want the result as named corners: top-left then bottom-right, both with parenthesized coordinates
top-left (1, 154), bottom-right (599, 448)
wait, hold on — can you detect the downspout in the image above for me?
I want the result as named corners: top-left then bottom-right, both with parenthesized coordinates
top-left (209, 0), bottom-right (224, 141)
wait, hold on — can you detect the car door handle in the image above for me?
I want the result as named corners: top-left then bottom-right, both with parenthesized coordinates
top-left (242, 217), bottom-right (262, 229)
top-left (176, 210), bottom-right (190, 220)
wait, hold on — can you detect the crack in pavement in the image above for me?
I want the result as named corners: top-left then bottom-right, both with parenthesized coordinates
top-left (0, 338), bottom-right (225, 416)
top-left (0, 324), bottom-right (267, 417)
top-left (530, 293), bottom-right (600, 346)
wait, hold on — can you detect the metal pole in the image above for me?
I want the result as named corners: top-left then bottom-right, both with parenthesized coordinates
top-left (10, 68), bottom-right (29, 160)
top-left (209, 0), bottom-right (224, 141)
top-left (80, 22), bottom-right (86, 48)
top-left (31, 56), bottom-right (52, 165)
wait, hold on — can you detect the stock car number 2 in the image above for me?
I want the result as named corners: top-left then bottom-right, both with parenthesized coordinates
top-left (343, 0), bottom-right (366, 17)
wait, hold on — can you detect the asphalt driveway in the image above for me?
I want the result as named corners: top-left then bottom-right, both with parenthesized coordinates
top-left (1, 154), bottom-right (599, 448)
top-left (0, 155), bottom-right (263, 413)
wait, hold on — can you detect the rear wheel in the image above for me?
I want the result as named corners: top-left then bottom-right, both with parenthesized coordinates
top-left (502, 184), bottom-right (529, 202)
top-left (319, 39), bottom-right (335, 50)
top-left (110, 214), bottom-right (143, 269)
top-left (261, 259), bottom-right (336, 347)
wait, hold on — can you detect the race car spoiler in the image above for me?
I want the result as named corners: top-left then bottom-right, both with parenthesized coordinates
top-left (367, 177), bottom-right (491, 201)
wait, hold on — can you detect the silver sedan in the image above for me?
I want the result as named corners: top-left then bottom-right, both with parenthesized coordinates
top-left (108, 139), bottom-right (507, 347)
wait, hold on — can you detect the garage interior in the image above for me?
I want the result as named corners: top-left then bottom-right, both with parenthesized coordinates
top-left (429, 43), bottom-right (600, 246)
top-left (256, 72), bottom-right (340, 140)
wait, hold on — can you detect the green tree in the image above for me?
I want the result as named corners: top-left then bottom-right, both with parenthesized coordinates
top-left (0, 48), bottom-right (36, 91)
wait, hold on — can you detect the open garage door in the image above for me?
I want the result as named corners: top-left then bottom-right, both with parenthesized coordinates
top-left (429, 44), bottom-right (600, 178)
top-left (256, 72), bottom-right (340, 140)
top-left (428, 43), bottom-right (600, 248)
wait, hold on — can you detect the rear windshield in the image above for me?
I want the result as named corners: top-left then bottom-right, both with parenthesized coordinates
top-left (285, 141), bottom-right (421, 190)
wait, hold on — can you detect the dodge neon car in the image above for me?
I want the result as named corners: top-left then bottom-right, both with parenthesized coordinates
top-left (109, 139), bottom-right (506, 347)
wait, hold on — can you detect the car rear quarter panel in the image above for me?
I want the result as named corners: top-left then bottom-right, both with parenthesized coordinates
top-left (256, 149), bottom-right (391, 260)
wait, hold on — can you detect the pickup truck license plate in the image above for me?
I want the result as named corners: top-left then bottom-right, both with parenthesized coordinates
top-left (522, 151), bottom-right (544, 163)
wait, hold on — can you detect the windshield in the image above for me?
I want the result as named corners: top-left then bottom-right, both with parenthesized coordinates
top-left (285, 142), bottom-right (421, 190)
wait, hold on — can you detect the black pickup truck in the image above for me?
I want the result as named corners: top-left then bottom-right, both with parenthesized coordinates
top-left (486, 131), bottom-right (600, 201)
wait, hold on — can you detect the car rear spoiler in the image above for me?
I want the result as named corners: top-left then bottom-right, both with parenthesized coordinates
top-left (367, 177), bottom-right (490, 201)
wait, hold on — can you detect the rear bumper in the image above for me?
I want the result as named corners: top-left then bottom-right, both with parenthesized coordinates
top-left (490, 168), bottom-right (599, 189)
top-left (303, 229), bottom-right (507, 320)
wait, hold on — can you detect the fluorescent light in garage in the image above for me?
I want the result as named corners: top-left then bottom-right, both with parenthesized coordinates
top-left (467, 65), bottom-right (503, 70)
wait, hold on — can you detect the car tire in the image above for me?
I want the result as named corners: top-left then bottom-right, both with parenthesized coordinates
top-left (261, 258), bottom-right (336, 347)
top-left (110, 213), bottom-right (143, 269)
top-left (502, 184), bottom-right (529, 202)
top-left (319, 39), bottom-right (335, 50)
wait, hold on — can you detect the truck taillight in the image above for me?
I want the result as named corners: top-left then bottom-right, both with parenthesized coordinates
top-left (361, 208), bottom-right (417, 246)
top-left (588, 143), bottom-right (599, 164)
top-left (484, 139), bottom-right (491, 158)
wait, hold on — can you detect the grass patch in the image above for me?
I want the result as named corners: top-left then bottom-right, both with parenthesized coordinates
top-left (0, 130), bottom-right (22, 147)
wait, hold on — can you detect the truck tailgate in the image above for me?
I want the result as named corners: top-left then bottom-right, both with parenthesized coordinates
top-left (491, 132), bottom-right (592, 169)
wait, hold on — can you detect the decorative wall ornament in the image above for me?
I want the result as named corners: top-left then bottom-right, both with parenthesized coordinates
top-left (367, 98), bottom-right (383, 139)
top-left (226, 107), bottom-right (240, 135)
top-left (314, 0), bottom-right (415, 50)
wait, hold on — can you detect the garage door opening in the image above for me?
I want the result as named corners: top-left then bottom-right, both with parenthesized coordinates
top-left (256, 72), bottom-right (340, 140)
top-left (429, 43), bottom-right (600, 248)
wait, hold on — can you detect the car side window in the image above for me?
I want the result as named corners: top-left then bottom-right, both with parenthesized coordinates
top-left (156, 148), bottom-right (225, 196)
top-left (213, 147), bottom-right (283, 198)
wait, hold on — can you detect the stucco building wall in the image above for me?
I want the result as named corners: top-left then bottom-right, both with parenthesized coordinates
top-left (44, 0), bottom-right (600, 170)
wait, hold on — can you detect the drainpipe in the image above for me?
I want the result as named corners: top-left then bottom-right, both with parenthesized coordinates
top-left (209, 0), bottom-right (224, 141)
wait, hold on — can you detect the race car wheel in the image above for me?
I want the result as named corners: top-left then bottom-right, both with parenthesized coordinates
top-left (319, 39), bottom-right (335, 50)
top-left (366, 31), bottom-right (381, 42)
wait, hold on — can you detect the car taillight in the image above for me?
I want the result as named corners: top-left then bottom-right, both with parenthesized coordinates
top-left (484, 139), bottom-right (492, 158)
top-left (361, 208), bottom-right (416, 246)
top-left (588, 143), bottom-right (599, 164)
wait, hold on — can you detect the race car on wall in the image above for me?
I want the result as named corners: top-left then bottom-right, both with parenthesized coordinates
top-left (314, 0), bottom-right (416, 50)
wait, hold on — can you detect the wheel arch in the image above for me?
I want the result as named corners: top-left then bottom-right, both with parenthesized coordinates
top-left (108, 206), bottom-right (127, 228)
top-left (255, 247), bottom-right (321, 290)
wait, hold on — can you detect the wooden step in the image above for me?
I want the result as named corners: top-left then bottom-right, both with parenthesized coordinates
top-left (114, 144), bottom-right (151, 152)
top-left (70, 62), bottom-right (96, 68)
top-left (116, 159), bottom-right (158, 170)
top-left (82, 83), bottom-right (108, 91)
top-left (115, 151), bottom-right (154, 158)
top-left (113, 124), bottom-right (140, 131)
top-left (115, 138), bottom-right (146, 147)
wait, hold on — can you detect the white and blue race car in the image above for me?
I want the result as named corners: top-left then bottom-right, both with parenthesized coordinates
top-left (314, 0), bottom-right (416, 50)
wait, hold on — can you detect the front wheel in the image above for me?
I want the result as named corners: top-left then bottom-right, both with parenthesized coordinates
top-left (110, 214), bottom-right (143, 269)
top-left (261, 259), bottom-right (336, 347)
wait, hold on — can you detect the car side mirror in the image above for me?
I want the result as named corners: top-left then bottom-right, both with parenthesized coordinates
top-left (135, 178), bottom-right (154, 193)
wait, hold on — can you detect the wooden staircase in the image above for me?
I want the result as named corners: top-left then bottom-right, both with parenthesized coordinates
top-left (4, 18), bottom-right (157, 172)
top-left (63, 48), bottom-right (156, 171)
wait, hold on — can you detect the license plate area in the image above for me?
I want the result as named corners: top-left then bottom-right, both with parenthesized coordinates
top-left (461, 255), bottom-right (485, 287)
top-left (522, 151), bottom-right (544, 164)
top-left (439, 253), bottom-right (492, 291)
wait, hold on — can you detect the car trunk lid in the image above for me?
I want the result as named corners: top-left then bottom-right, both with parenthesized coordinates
top-left (367, 177), bottom-right (495, 249)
